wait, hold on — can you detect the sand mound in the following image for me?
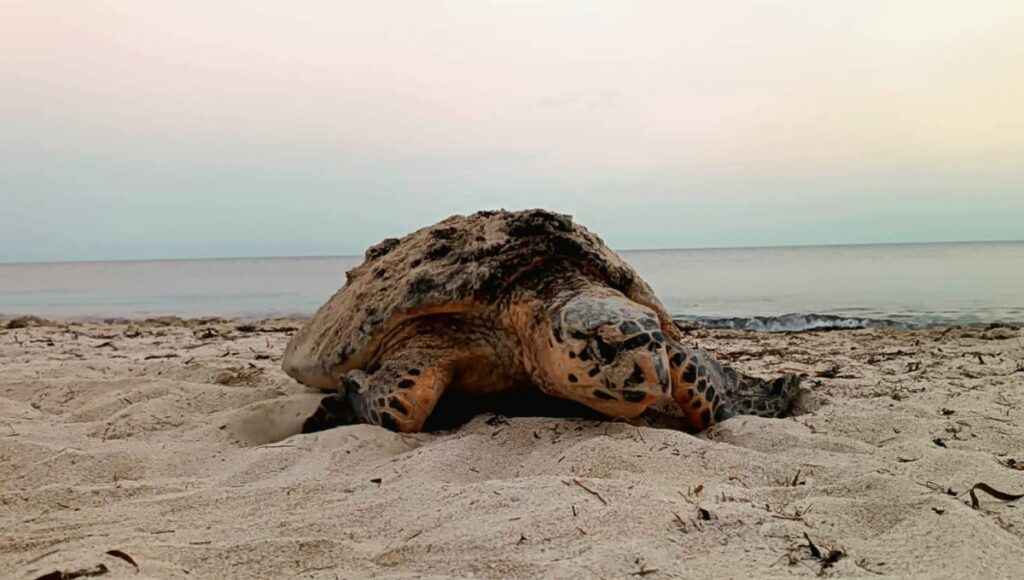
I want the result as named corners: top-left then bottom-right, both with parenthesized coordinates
top-left (2, 320), bottom-right (1022, 578)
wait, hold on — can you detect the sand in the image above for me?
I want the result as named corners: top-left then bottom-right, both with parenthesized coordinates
top-left (2, 317), bottom-right (1023, 579)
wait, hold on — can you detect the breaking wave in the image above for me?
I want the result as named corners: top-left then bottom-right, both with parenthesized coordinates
top-left (673, 313), bottom-right (910, 333)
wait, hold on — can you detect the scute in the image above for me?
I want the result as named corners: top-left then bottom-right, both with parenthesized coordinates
top-left (282, 209), bottom-right (675, 389)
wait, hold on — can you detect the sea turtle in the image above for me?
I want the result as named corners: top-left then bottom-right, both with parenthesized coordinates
top-left (283, 209), bottom-right (800, 433)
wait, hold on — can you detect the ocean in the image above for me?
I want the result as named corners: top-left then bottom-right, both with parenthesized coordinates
top-left (1, 242), bottom-right (1022, 331)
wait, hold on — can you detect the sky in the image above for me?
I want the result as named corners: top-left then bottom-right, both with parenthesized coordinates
top-left (1, 1), bottom-right (1023, 263)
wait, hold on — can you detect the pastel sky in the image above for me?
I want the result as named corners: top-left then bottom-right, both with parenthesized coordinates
top-left (2, 1), bottom-right (1022, 262)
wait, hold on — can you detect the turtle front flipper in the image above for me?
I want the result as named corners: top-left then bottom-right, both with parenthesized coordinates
top-left (304, 362), bottom-right (453, 435)
top-left (344, 359), bottom-right (453, 433)
top-left (667, 341), bottom-right (800, 432)
top-left (302, 328), bottom-right (468, 434)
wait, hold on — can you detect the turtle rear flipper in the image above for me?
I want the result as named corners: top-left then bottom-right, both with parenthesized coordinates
top-left (302, 392), bottom-right (360, 434)
top-left (720, 368), bottom-right (801, 418)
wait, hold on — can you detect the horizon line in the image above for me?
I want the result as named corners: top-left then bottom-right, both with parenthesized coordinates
top-left (2, 238), bottom-right (1022, 266)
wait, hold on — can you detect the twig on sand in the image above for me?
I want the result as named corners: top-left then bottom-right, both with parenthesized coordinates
top-left (570, 478), bottom-right (608, 505)
top-left (672, 511), bottom-right (688, 531)
top-left (854, 559), bottom-right (885, 575)
top-left (977, 414), bottom-right (1012, 424)
top-left (632, 565), bottom-right (659, 576)
top-left (767, 503), bottom-right (810, 521)
top-left (769, 544), bottom-right (802, 568)
top-left (914, 480), bottom-right (954, 495)
top-left (26, 550), bottom-right (61, 565)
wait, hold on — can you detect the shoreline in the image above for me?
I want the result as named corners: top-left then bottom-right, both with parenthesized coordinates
top-left (2, 318), bottom-right (1023, 577)
top-left (4, 312), bottom-right (1023, 333)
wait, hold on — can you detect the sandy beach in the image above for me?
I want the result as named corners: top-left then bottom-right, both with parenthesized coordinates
top-left (2, 317), bottom-right (1022, 579)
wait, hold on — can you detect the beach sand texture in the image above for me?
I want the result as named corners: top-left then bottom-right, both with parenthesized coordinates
top-left (2, 318), bottom-right (1023, 579)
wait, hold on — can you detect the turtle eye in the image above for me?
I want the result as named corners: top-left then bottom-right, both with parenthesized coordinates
top-left (550, 318), bottom-right (564, 343)
top-left (590, 335), bottom-right (617, 364)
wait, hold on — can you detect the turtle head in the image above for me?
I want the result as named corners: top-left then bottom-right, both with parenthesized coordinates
top-left (539, 292), bottom-right (671, 418)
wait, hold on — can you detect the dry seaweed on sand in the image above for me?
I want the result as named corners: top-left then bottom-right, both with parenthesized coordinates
top-left (803, 532), bottom-right (845, 574)
top-left (103, 550), bottom-right (138, 572)
top-left (34, 564), bottom-right (109, 580)
top-left (962, 483), bottom-right (1024, 509)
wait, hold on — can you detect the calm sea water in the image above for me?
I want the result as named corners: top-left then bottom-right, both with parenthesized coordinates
top-left (1, 242), bottom-right (1022, 330)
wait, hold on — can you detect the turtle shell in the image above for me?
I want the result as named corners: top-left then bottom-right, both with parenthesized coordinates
top-left (282, 209), bottom-right (676, 388)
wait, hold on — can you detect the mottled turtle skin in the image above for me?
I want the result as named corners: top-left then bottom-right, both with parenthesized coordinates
top-left (283, 209), bottom-right (799, 433)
